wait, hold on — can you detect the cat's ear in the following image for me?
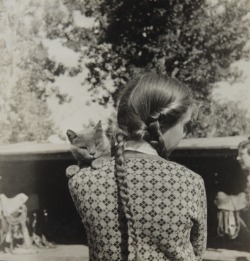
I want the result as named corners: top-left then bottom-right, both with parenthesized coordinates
top-left (95, 120), bottom-right (103, 132)
top-left (66, 129), bottom-right (77, 143)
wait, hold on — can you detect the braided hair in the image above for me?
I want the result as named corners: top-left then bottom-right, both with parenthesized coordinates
top-left (115, 72), bottom-right (193, 260)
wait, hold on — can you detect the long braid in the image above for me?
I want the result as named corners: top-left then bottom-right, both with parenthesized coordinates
top-left (115, 128), bottom-right (138, 261)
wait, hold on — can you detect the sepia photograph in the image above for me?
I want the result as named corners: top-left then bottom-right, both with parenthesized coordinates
top-left (0, 0), bottom-right (250, 260)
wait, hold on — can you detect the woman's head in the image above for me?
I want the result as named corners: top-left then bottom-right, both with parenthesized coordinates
top-left (237, 137), bottom-right (250, 170)
top-left (117, 72), bottom-right (193, 155)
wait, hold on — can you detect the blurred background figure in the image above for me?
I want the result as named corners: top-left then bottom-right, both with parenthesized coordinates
top-left (238, 138), bottom-right (250, 176)
top-left (238, 137), bottom-right (250, 205)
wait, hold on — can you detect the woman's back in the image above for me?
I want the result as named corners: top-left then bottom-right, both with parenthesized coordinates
top-left (68, 151), bottom-right (206, 261)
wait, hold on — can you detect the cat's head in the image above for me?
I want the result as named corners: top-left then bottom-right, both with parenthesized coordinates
top-left (66, 121), bottom-right (111, 163)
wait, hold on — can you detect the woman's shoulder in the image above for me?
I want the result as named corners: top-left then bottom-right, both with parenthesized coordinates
top-left (126, 153), bottom-right (203, 183)
top-left (67, 157), bottom-right (115, 180)
top-left (168, 160), bottom-right (204, 183)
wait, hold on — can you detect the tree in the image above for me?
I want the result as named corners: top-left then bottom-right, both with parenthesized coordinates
top-left (0, 74), bottom-right (57, 144)
top-left (189, 99), bottom-right (250, 138)
top-left (65, 0), bottom-right (248, 103)
top-left (60, 0), bottom-right (250, 137)
top-left (3, 0), bottom-right (247, 139)
top-left (0, 0), bottom-right (65, 143)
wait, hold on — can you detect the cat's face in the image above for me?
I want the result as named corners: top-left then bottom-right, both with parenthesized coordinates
top-left (66, 121), bottom-right (111, 163)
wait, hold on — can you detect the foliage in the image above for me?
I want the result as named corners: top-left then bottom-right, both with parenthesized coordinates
top-left (57, 0), bottom-right (250, 137)
top-left (1, 0), bottom-right (250, 142)
top-left (189, 99), bottom-right (250, 138)
top-left (0, 74), bottom-right (57, 144)
top-left (72, 0), bottom-right (250, 105)
top-left (0, 0), bottom-right (61, 144)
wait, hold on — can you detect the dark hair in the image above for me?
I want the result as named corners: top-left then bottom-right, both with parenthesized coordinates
top-left (115, 72), bottom-right (193, 260)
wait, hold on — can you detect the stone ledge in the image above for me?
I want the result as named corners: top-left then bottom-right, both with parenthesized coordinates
top-left (0, 246), bottom-right (250, 261)
top-left (0, 245), bottom-right (89, 261)
top-left (203, 248), bottom-right (250, 261)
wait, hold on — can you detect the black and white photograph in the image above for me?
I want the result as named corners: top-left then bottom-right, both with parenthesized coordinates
top-left (0, 0), bottom-right (250, 260)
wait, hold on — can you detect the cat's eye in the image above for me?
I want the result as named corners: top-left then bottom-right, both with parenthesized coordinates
top-left (95, 141), bottom-right (101, 147)
top-left (80, 146), bottom-right (87, 150)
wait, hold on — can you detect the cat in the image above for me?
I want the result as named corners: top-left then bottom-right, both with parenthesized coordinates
top-left (66, 121), bottom-right (112, 169)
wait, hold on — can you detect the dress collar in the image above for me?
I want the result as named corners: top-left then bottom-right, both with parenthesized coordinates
top-left (125, 140), bottom-right (158, 156)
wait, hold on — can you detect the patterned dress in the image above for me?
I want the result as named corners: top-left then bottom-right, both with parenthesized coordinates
top-left (68, 151), bottom-right (207, 261)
